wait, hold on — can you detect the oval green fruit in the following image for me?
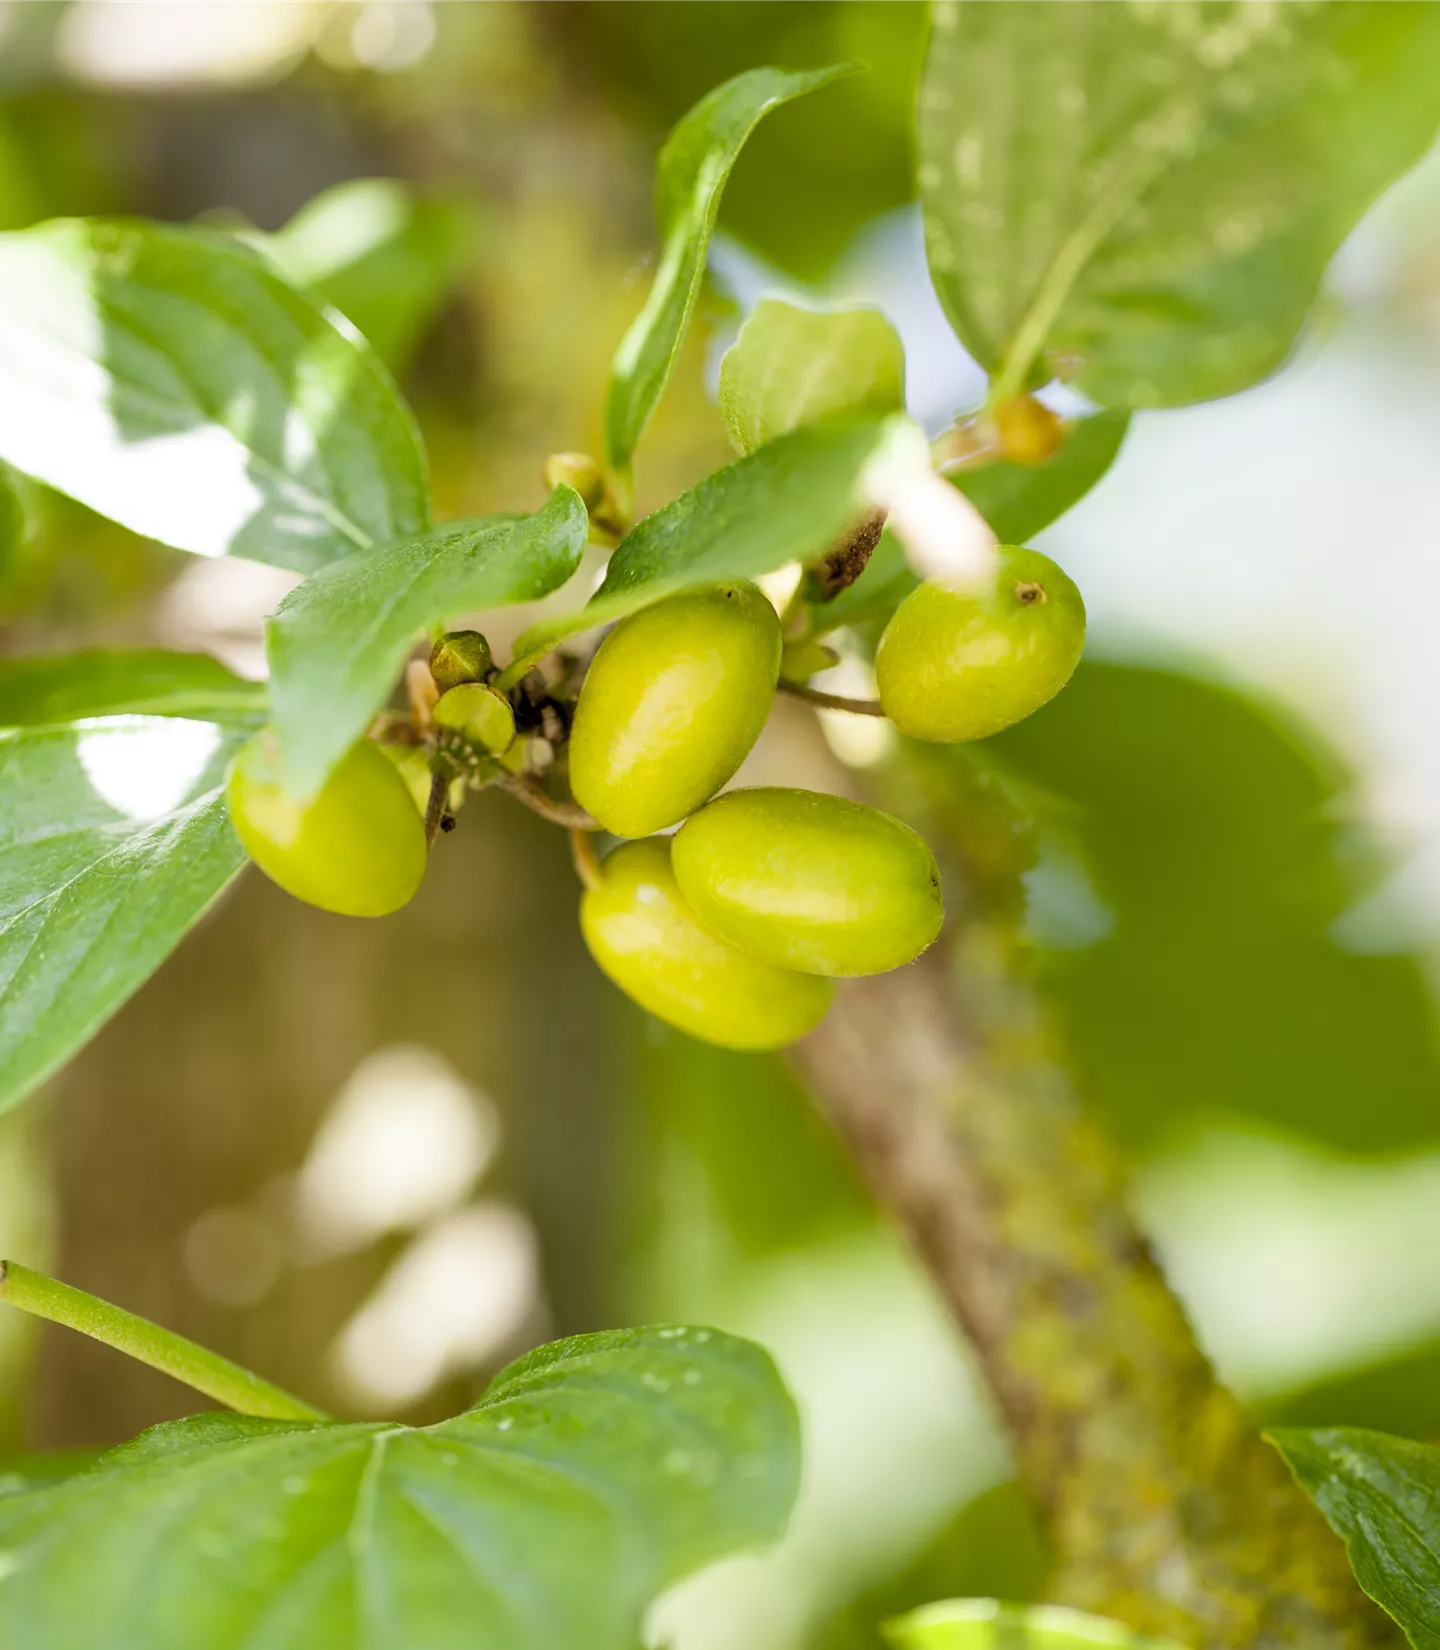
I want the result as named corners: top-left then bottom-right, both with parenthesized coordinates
top-left (875, 546), bottom-right (1086, 742)
top-left (228, 731), bottom-right (427, 917)
top-left (580, 837), bottom-right (833, 1050)
top-left (672, 787), bottom-right (942, 977)
top-left (569, 583), bottom-right (781, 838)
top-left (434, 682), bottom-right (515, 754)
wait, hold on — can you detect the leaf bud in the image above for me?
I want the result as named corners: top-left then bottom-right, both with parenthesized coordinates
top-left (430, 630), bottom-right (493, 691)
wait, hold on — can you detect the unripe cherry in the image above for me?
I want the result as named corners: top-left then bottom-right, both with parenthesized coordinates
top-left (227, 732), bottom-right (427, 917)
top-left (672, 787), bottom-right (942, 977)
top-left (580, 837), bottom-right (833, 1050)
top-left (875, 546), bottom-right (1085, 742)
top-left (569, 583), bottom-right (781, 838)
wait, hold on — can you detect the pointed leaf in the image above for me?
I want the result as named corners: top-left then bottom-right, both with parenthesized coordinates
top-left (0, 1326), bottom-right (800, 1650)
top-left (267, 485), bottom-right (587, 798)
top-left (719, 299), bottom-right (905, 455)
top-left (507, 416), bottom-right (902, 678)
top-left (1273, 1426), bottom-right (1440, 1649)
top-left (0, 218), bottom-right (430, 572)
top-left (605, 65), bottom-right (852, 474)
top-left (0, 650), bottom-right (264, 726)
top-left (921, 2), bottom-right (1440, 407)
top-left (887, 1599), bottom-right (1184, 1650)
top-left (0, 709), bottom-right (259, 1115)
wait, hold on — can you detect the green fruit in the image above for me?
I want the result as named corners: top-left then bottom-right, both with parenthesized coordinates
top-left (580, 838), bottom-right (833, 1050)
top-left (228, 732), bottom-right (427, 917)
top-left (429, 630), bottom-right (493, 690)
top-left (569, 583), bottom-right (781, 838)
top-left (434, 682), bottom-right (515, 754)
top-left (875, 546), bottom-right (1085, 742)
top-left (672, 787), bottom-right (942, 977)
top-left (379, 743), bottom-right (434, 816)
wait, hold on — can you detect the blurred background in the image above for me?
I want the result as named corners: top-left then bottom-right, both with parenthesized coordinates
top-left (2, 3), bottom-right (1440, 1646)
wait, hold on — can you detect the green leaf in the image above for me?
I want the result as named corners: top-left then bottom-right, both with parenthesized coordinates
top-left (267, 485), bottom-right (587, 799)
top-left (0, 218), bottom-right (431, 573)
top-left (815, 411), bottom-right (1127, 634)
top-left (920, 2), bottom-right (1440, 407)
top-left (0, 650), bottom-right (264, 726)
top-left (718, 298), bottom-right (905, 455)
top-left (1272, 1426), bottom-right (1440, 1649)
top-left (886, 1599), bottom-right (1184, 1650)
top-left (506, 415), bottom-right (902, 680)
top-left (264, 178), bottom-right (482, 372)
top-left (0, 1325), bottom-right (800, 1650)
top-left (0, 709), bottom-right (259, 1116)
top-left (604, 64), bottom-right (852, 475)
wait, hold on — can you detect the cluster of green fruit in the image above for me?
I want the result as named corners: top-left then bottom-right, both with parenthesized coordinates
top-left (226, 544), bottom-right (1085, 1049)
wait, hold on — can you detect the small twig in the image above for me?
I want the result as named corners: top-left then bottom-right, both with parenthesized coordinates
top-left (780, 682), bottom-right (887, 717)
top-left (570, 827), bottom-right (602, 890)
top-left (811, 509), bottom-right (887, 601)
top-left (423, 769), bottom-right (449, 846)
top-left (0, 1259), bottom-right (326, 1421)
top-left (496, 771), bottom-right (599, 830)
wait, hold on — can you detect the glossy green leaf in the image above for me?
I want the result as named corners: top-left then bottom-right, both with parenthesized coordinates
top-left (264, 178), bottom-right (482, 372)
top-left (815, 411), bottom-right (1126, 634)
top-left (0, 1325), bottom-right (800, 1650)
top-left (719, 298), bottom-right (905, 455)
top-left (921, 2), bottom-right (1440, 407)
top-left (267, 485), bottom-right (587, 799)
top-left (887, 1598), bottom-right (1184, 1650)
top-left (506, 416), bottom-right (902, 679)
top-left (1272, 1426), bottom-right (1440, 1649)
top-left (0, 709), bottom-right (259, 1116)
top-left (0, 650), bottom-right (264, 726)
top-left (0, 218), bottom-right (430, 573)
top-left (604, 64), bottom-right (852, 474)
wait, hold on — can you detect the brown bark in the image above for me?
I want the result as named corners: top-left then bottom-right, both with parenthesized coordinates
top-left (787, 759), bottom-right (1395, 1649)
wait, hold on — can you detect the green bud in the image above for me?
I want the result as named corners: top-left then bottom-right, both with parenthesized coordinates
top-left (433, 683), bottom-right (516, 755)
top-left (429, 630), bottom-right (493, 691)
top-left (542, 452), bottom-right (607, 513)
top-left (672, 787), bottom-right (943, 977)
top-left (580, 837), bottom-right (833, 1050)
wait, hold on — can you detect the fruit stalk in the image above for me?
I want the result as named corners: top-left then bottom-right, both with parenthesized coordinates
top-left (0, 1260), bottom-right (327, 1422)
top-left (785, 758), bottom-right (1395, 1648)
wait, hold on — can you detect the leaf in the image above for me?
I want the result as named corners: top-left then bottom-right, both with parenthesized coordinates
top-left (267, 485), bottom-right (587, 799)
top-left (718, 298), bottom-right (905, 455)
top-left (0, 1325), bottom-right (800, 1650)
top-left (886, 1598), bottom-right (1185, 1650)
top-left (1272, 1426), bottom-right (1440, 1649)
top-left (0, 709), bottom-right (259, 1116)
top-left (506, 415), bottom-right (903, 679)
top-left (0, 218), bottom-right (430, 573)
top-left (0, 650), bottom-right (264, 726)
top-left (263, 178), bottom-right (482, 372)
top-left (920, 2), bottom-right (1440, 407)
top-left (604, 64), bottom-right (852, 475)
top-left (815, 411), bottom-right (1127, 634)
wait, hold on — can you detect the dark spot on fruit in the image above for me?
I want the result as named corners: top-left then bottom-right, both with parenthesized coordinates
top-left (1014, 581), bottom-right (1046, 605)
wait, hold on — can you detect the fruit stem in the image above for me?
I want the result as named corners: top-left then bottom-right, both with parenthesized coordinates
top-left (496, 771), bottom-right (599, 831)
top-left (780, 682), bottom-right (887, 718)
top-left (0, 1260), bottom-right (328, 1422)
top-left (570, 827), bottom-right (602, 891)
top-left (423, 768), bottom-right (449, 846)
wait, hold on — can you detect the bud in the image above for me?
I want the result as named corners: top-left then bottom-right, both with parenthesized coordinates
top-left (542, 452), bottom-right (607, 513)
top-left (429, 630), bottom-right (492, 691)
top-left (433, 683), bottom-right (516, 755)
top-left (992, 394), bottom-right (1064, 465)
top-left (779, 638), bottom-right (840, 685)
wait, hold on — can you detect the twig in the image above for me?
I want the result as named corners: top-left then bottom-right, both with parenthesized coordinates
top-left (423, 769), bottom-right (449, 846)
top-left (780, 682), bottom-right (887, 717)
top-left (496, 772), bottom-right (599, 831)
